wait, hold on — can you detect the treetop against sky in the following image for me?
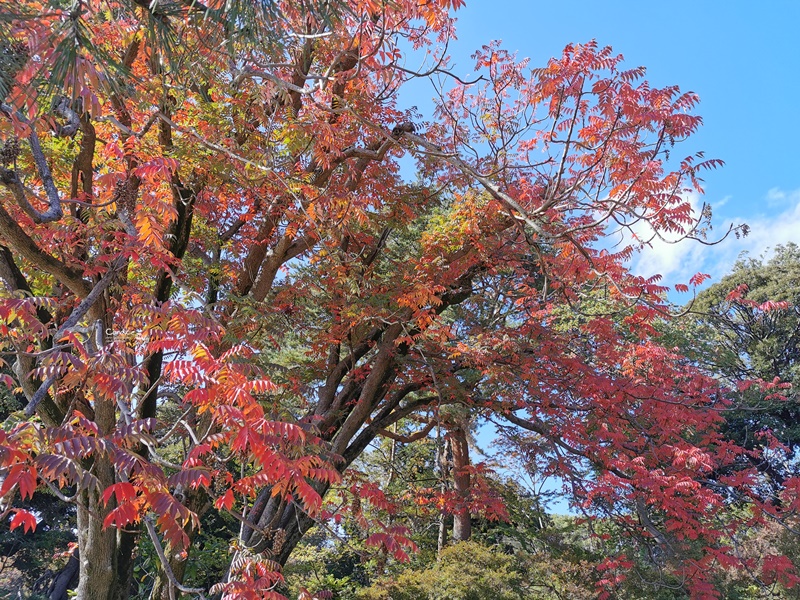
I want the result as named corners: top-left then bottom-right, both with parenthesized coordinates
top-left (434, 1), bottom-right (800, 287)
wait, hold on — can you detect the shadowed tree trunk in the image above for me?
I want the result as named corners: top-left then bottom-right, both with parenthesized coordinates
top-left (46, 549), bottom-right (79, 600)
top-left (437, 430), bottom-right (451, 557)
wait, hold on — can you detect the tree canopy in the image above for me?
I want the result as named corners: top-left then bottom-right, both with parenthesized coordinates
top-left (0, 1), bottom-right (798, 599)
top-left (666, 244), bottom-right (800, 489)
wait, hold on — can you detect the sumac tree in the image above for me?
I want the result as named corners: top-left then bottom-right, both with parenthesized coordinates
top-left (0, 1), bottom-right (796, 599)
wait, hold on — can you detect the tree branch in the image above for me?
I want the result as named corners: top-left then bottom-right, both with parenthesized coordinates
top-left (0, 200), bottom-right (91, 298)
top-left (24, 256), bottom-right (126, 416)
top-left (144, 517), bottom-right (207, 599)
top-left (1, 104), bottom-right (64, 223)
top-left (377, 418), bottom-right (436, 443)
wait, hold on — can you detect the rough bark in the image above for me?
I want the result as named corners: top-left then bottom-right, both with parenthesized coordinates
top-left (112, 530), bottom-right (137, 600)
top-left (0, 201), bottom-right (91, 299)
top-left (75, 458), bottom-right (118, 600)
top-left (449, 425), bottom-right (472, 543)
top-left (75, 397), bottom-right (126, 600)
top-left (0, 245), bottom-right (64, 426)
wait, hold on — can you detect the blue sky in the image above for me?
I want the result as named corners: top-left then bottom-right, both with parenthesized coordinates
top-left (428, 1), bottom-right (800, 512)
top-left (410, 0), bottom-right (800, 288)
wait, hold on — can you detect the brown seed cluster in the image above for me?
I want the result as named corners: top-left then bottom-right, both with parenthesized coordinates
top-left (0, 137), bottom-right (20, 167)
top-left (212, 474), bottom-right (227, 496)
top-left (271, 528), bottom-right (286, 554)
top-left (112, 178), bottom-right (137, 211)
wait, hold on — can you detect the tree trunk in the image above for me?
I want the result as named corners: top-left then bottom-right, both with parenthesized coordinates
top-left (149, 551), bottom-right (189, 600)
top-left (75, 455), bottom-right (118, 600)
top-left (436, 429), bottom-right (451, 558)
top-left (232, 306), bottom-right (469, 572)
top-left (450, 425), bottom-right (471, 543)
top-left (75, 399), bottom-right (134, 600)
top-left (112, 530), bottom-right (137, 600)
top-left (437, 516), bottom-right (449, 557)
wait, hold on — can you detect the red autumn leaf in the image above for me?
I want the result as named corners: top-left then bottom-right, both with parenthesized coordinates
top-left (215, 489), bottom-right (235, 511)
top-left (102, 482), bottom-right (137, 506)
top-left (0, 2), bottom-right (793, 598)
top-left (9, 509), bottom-right (37, 534)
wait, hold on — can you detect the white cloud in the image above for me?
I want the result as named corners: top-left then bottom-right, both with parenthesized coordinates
top-left (767, 188), bottom-right (786, 203)
top-left (766, 187), bottom-right (789, 206)
top-left (712, 195), bottom-right (730, 210)
top-left (628, 191), bottom-right (706, 285)
top-left (628, 187), bottom-right (800, 289)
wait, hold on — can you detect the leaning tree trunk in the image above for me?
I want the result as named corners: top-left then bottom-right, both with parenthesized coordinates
top-left (229, 278), bottom-right (479, 574)
top-left (238, 424), bottom-right (475, 568)
top-left (239, 485), bottom-right (320, 567)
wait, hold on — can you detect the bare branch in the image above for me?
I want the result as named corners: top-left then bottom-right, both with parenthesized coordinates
top-left (144, 518), bottom-right (207, 600)
top-left (377, 418), bottom-right (436, 443)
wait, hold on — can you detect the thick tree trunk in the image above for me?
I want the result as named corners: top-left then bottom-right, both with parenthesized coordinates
top-left (112, 531), bottom-right (137, 600)
top-left (450, 425), bottom-right (472, 543)
top-left (75, 455), bottom-right (118, 600)
top-left (240, 488), bottom-right (319, 566)
top-left (75, 399), bottom-right (134, 600)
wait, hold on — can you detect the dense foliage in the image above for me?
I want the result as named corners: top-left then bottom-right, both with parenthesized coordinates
top-left (667, 244), bottom-right (800, 488)
top-left (0, 1), bottom-right (798, 599)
